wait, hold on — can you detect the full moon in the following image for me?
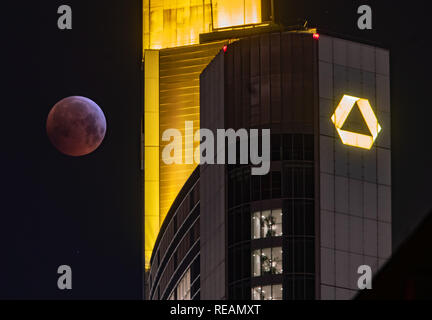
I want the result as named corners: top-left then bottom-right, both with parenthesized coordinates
top-left (46, 96), bottom-right (107, 157)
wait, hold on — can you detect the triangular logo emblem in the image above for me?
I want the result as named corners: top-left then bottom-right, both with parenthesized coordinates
top-left (331, 95), bottom-right (382, 150)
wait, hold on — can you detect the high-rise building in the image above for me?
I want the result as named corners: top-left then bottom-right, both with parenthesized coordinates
top-left (146, 29), bottom-right (391, 300)
top-left (142, 0), bottom-right (277, 271)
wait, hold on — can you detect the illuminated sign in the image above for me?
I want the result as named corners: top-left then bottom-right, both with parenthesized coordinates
top-left (331, 95), bottom-right (382, 150)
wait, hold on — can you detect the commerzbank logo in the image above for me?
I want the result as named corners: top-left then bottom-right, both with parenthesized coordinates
top-left (331, 95), bottom-right (382, 150)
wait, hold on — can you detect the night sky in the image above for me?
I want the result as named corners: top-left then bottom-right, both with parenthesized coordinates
top-left (1, 0), bottom-right (431, 299)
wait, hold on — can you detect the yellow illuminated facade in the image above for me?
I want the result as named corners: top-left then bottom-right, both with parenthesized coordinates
top-left (331, 95), bottom-right (382, 150)
top-left (143, 0), bottom-right (264, 50)
top-left (213, 0), bottom-right (261, 29)
top-left (143, 0), bottom-right (269, 269)
top-left (143, 0), bottom-right (212, 49)
top-left (144, 50), bottom-right (160, 269)
top-left (159, 41), bottom-right (228, 227)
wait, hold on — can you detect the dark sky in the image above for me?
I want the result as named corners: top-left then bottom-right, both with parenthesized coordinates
top-left (1, 0), bottom-right (431, 299)
top-left (2, 0), bottom-right (142, 299)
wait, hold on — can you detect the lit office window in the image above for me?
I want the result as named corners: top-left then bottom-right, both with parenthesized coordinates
top-left (212, 0), bottom-right (262, 29)
top-left (143, 1), bottom-right (212, 49)
top-left (272, 284), bottom-right (283, 300)
top-left (252, 211), bottom-right (261, 239)
top-left (251, 209), bottom-right (282, 239)
top-left (251, 284), bottom-right (283, 300)
top-left (143, 0), bottom-right (267, 49)
top-left (176, 269), bottom-right (191, 300)
top-left (252, 249), bottom-right (261, 277)
top-left (252, 247), bottom-right (283, 276)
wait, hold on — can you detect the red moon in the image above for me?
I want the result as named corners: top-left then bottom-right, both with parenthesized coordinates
top-left (46, 96), bottom-right (107, 156)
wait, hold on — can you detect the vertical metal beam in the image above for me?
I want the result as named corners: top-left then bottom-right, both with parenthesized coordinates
top-left (144, 49), bottom-right (160, 270)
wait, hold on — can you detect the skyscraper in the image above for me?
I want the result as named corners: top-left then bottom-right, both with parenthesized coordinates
top-left (146, 30), bottom-right (391, 300)
top-left (143, 2), bottom-right (391, 300)
top-left (142, 0), bottom-right (276, 270)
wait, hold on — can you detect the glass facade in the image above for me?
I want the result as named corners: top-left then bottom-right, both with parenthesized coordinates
top-left (252, 209), bottom-right (283, 239)
top-left (212, 0), bottom-right (262, 29)
top-left (143, 0), bottom-right (273, 271)
top-left (252, 247), bottom-right (283, 276)
top-left (283, 199), bottom-right (315, 300)
top-left (143, 0), bottom-right (267, 50)
top-left (143, 0), bottom-right (213, 50)
top-left (227, 133), bottom-right (316, 300)
top-left (158, 42), bottom-right (227, 236)
top-left (144, 38), bottom-right (227, 268)
top-left (177, 269), bottom-right (191, 300)
top-left (199, 33), bottom-right (319, 300)
top-left (149, 31), bottom-right (391, 301)
top-left (148, 170), bottom-right (201, 300)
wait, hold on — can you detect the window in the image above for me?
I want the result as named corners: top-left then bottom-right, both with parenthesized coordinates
top-left (252, 211), bottom-right (261, 240)
top-left (251, 209), bottom-right (282, 239)
top-left (305, 167), bottom-right (314, 198)
top-left (252, 284), bottom-right (283, 300)
top-left (252, 249), bottom-right (261, 277)
top-left (272, 172), bottom-right (281, 198)
top-left (234, 208), bottom-right (242, 243)
top-left (228, 168), bottom-right (251, 208)
top-left (212, 0), bottom-right (263, 29)
top-left (177, 269), bottom-right (191, 300)
top-left (271, 134), bottom-right (281, 161)
top-left (282, 134), bottom-right (292, 160)
top-left (262, 212), bottom-right (272, 238)
top-left (243, 172), bottom-right (251, 203)
top-left (252, 247), bottom-right (283, 276)
top-left (261, 174), bottom-right (271, 200)
top-left (282, 164), bottom-right (314, 199)
top-left (293, 134), bottom-right (303, 160)
top-left (304, 135), bottom-right (314, 161)
top-left (273, 209), bottom-right (283, 236)
top-left (251, 175), bottom-right (260, 201)
top-left (281, 134), bottom-right (314, 162)
top-left (284, 275), bottom-right (315, 300)
top-left (293, 167), bottom-right (303, 197)
top-left (228, 205), bottom-right (251, 246)
top-left (284, 199), bottom-right (314, 237)
top-left (273, 284), bottom-right (283, 300)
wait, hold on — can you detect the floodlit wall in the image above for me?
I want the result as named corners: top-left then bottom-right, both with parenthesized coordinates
top-left (213, 0), bottom-right (261, 29)
top-left (318, 35), bottom-right (392, 299)
top-left (158, 41), bottom-right (228, 231)
top-left (144, 50), bottom-right (160, 269)
top-left (143, 0), bottom-right (268, 271)
top-left (143, 0), bottom-right (263, 50)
